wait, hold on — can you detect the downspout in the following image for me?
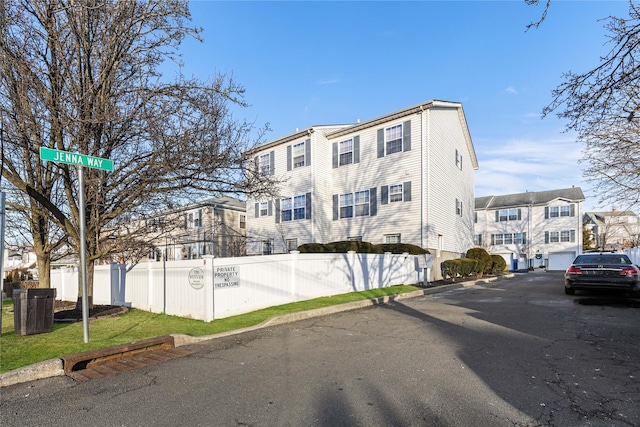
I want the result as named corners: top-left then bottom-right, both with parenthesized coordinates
top-left (420, 105), bottom-right (425, 249)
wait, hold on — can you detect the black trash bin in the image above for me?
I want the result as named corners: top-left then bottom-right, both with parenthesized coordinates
top-left (13, 288), bottom-right (57, 335)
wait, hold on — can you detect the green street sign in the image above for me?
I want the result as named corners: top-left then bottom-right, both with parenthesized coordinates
top-left (40, 147), bottom-right (113, 171)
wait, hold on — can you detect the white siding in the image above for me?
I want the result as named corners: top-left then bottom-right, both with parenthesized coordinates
top-left (246, 102), bottom-right (477, 260)
top-left (425, 108), bottom-right (475, 254)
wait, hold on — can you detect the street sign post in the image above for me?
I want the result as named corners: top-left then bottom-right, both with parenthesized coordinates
top-left (40, 147), bottom-right (114, 343)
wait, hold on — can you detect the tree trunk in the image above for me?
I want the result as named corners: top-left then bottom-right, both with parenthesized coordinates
top-left (35, 254), bottom-right (51, 289)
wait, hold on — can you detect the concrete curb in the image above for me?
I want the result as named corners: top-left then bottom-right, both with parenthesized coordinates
top-left (1, 274), bottom-right (513, 387)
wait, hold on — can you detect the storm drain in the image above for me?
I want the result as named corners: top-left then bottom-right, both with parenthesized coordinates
top-left (67, 347), bottom-right (193, 382)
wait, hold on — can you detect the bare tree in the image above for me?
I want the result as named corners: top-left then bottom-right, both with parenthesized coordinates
top-left (0, 1), bottom-right (276, 309)
top-left (525, 1), bottom-right (640, 210)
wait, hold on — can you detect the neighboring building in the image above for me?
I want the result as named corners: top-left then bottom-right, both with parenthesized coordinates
top-left (583, 210), bottom-right (640, 251)
top-left (116, 196), bottom-right (246, 263)
top-left (246, 100), bottom-right (479, 280)
top-left (474, 187), bottom-right (585, 271)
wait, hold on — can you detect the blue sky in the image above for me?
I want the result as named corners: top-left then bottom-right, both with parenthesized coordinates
top-left (170, 1), bottom-right (632, 211)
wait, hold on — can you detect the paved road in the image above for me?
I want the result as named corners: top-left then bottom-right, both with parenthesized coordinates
top-left (2, 271), bottom-right (640, 426)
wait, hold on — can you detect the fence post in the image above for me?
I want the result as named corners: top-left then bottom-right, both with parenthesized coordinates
top-left (203, 255), bottom-right (214, 322)
top-left (290, 251), bottom-right (299, 302)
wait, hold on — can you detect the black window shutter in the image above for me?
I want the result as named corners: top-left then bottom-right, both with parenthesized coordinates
top-left (306, 192), bottom-right (312, 220)
top-left (403, 181), bottom-right (412, 202)
top-left (545, 207), bottom-right (549, 219)
top-left (523, 232), bottom-right (527, 244)
top-left (491, 234), bottom-right (495, 245)
top-left (268, 200), bottom-right (273, 216)
top-left (332, 143), bottom-right (338, 168)
top-left (255, 203), bottom-right (259, 218)
top-left (570, 204), bottom-right (575, 217)
top-left (275, 199), bottom-right (280, 223)
top-left (495, 211), bottom-right (499, 222)
top-left (403, 120), bottom-right (411, 152)
top-left (370, 188), bottom-right (377, 216)
top-left (517, 208), bottom-right (522, 220)
top-left (254, 156), bottom-right (259, 173)
top-left (354, 135), bottom-right (360, 163)
top-left (332, 195), bottom-right (339, 220)
top-left (381, 185), bottom-right (389, 205)
top-left (377, 129), bottom-right (384, 158)
top-left (305, 139), bottom-right (311, 166)
top-left (287, 145), bottom-right (292, 171)
top-left (545, 231), bottom-right (549, 244)
top-left (570, 229), bottom-right (575, 242)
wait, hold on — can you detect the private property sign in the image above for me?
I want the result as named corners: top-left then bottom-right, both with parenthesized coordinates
top-left (40, 147), bottom-right (113, 171)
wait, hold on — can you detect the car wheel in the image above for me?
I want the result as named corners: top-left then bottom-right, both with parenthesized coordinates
top-left (565, 287), bottom-right (575, 295)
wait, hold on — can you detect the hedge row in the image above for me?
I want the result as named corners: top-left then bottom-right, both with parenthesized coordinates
top-left (442, 248), bottom-right (508, 280)
top-left (297, 241), bottom-right (429, 255)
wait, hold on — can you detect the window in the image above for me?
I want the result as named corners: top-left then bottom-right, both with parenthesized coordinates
top-left (260, 202), bottom-right (269, 217)
top-left (455, 149), bottom-right (462, 170)
top-left (385, 234), bottom-right (401, 244)
top-left (293, 141), bottom-right (305, 168)
top-left (281, 197), bottom-right (293, 222)
top-left (348, 236), bottom-right (363, 241)
top-left (186, 210), bottom-right (201, 229)
top-left (497, 208), bottom-right (520, 222)
top-left (262, 240), bottom-right (273, 255)
top-left (385, 124), bottom-right (403, 154)
top-left (546, 205), bottom-right (575, 219)
top-left (259, 153), bottom-right (271, 176)
top-left (286, 238), bottom-right (298, 252)
top-left (355, 190), bottom-right (370, 216)
top-left (389, 184), bottom-right (403, 202)
top-left (239, 214), bottom-right (246, 229)
top-left (456, 198), bottom-right (463, 216)
top-left (545, 229), bottom-right (575, 243)
top-left (492, 233), bottom-right (527, 245)
top-left (340, 193), bottom-right (353, 218)
top-left (294, 195), bottom-right (306, 220)
top-left (340, 190), bottom-right (369, 218)
top-left (339, 139), bottom-right (353, 166)
top-left (474, 234), bottom-right (482, 246)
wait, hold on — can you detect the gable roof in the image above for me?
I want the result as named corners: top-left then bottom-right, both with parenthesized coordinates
top-left (475, 187), bottom-right (585, 210)
top-left (245, 100), bottom-right (478, 169)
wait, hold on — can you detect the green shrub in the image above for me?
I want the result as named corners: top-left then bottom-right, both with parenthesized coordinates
top-left (466, 247), bottom-right (492, 275)
top-left (297, 243), bottom-right (326, 253)
top-left (296, 241), bottom-right (429, 255)
top-left (378, 243), bottom-right (429, 255)
top-left (459, 258), bottom-right (478, 277)
top-left (490, 255), bottom-right (507, 275)
top-left (442, 259), bottom-right (461, 280)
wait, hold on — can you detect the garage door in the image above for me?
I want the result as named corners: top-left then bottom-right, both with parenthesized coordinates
top-left (547, 251), bottom-right (576, 271)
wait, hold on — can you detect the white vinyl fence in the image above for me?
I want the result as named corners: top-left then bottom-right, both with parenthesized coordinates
top-left (625, 247), bottom-right (640, 265)
top-left (50, 251), bottom-right (425, 321)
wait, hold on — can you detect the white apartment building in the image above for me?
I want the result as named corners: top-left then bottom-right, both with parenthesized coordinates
top-left (474, 187), bottom-right (585, 271)
top-left (246, 100), bottom-right (479, 280)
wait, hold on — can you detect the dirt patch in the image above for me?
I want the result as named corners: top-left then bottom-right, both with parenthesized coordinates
top-left (54, 301), bottom-right (128, 322)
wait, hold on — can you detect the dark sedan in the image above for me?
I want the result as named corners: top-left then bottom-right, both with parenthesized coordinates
top-left (564, 253), bottom-right (640, 295)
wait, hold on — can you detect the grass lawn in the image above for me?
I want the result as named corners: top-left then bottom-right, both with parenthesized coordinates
top-left (1, 285), bottom-right (419, 374)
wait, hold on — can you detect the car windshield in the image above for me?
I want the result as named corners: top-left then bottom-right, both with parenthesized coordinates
top-left (573, 254), bottom-right (632, 265)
